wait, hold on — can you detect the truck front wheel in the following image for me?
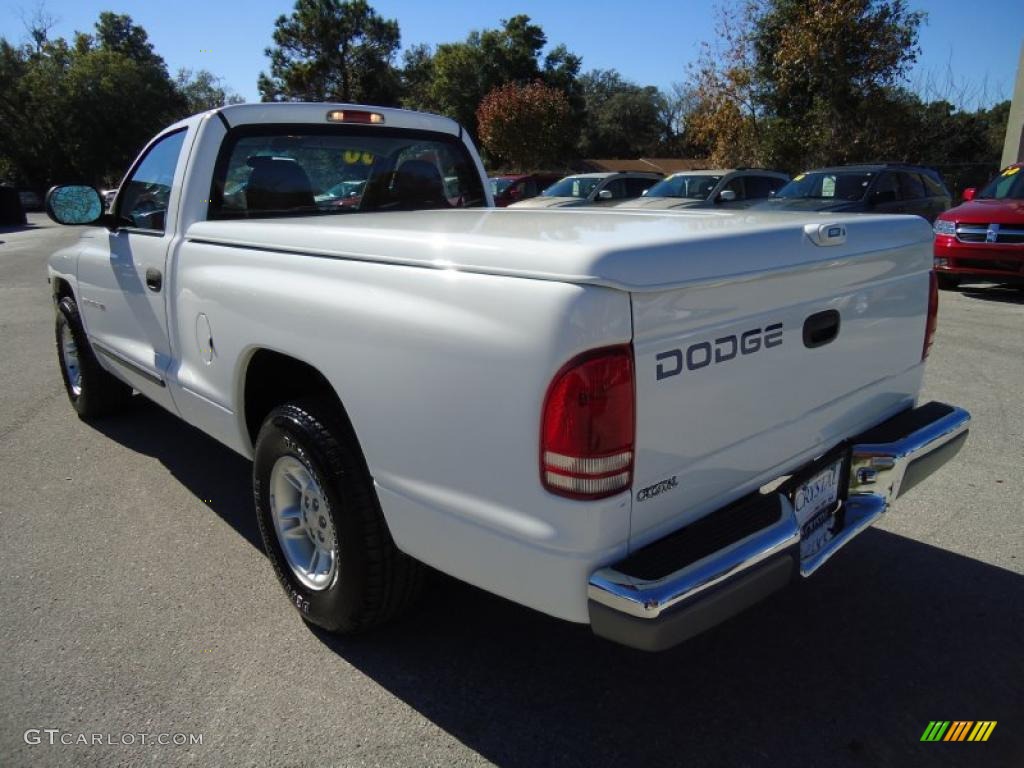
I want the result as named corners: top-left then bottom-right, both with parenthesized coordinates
top-left (253, 401), bottom-right (422, 633)
top-left (55, 296), bottom-right (133, 418)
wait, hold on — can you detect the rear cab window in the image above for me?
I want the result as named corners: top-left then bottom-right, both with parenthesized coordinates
top-left (209, 125), bottom-right (486, 220)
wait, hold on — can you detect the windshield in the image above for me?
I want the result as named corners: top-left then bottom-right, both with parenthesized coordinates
top-left (978, 166), bottom-right (1024, 200)
top-left (211, 127), bottom-right (487, 219)
top-left (775, 171), bottom-right (874, 201)
top-left (490, 177), bottom-right (513, 196)
top-left (644, 174), bottom-right (722, 199)
top-left (543, 176), bottom-right (601, 198)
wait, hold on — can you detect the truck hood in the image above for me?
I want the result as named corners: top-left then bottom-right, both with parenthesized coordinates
top-left (943, 198), bottom-right (1024, 223)
top-left (507, 196), bottom-right (584, 209)
top-left (612, 197), bottom-right (703, 210)
top-left (185, 208), bottom-right (933, 292)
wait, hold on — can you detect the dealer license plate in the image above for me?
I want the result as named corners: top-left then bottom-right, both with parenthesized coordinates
top-left (792, 458), bottom-right (844, 563)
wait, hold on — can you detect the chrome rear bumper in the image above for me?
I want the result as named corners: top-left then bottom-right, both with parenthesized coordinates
top-left (588, 402), bottom-right (970, 651)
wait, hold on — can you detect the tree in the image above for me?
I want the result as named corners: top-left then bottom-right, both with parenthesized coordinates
top-left (476, 81), bottom-right (575, 170)
top-left (402, 15), bottom-right (581, 141)
top-left (176, 69), bottom-right (245, 114)
top-left (398, 43), bottom-right (434, 112)
top-left (0, 13), bottom-right (187, 188)
top-left (688, 0), bottom-right (927, 168)
top-left (577, 69), bottom-right (664, 158)
top-left (258, 0), bottom-right (401, 105)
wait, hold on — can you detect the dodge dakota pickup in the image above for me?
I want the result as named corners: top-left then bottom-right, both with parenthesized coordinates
top-left (44, 103), bottom-right (970, 651)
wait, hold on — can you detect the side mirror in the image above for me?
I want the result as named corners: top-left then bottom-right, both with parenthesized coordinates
top-left (718, 189), bottom-right (737, 202)
top-left (45, 185), bottom-right (104, 225)
top-left (961, 187), bottom-right (976, 202)
top-left (598, 189), bottom-right (613, 200)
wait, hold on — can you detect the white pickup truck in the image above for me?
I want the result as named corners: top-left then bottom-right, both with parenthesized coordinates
top-left (45, 103), bottom-right (970, 651)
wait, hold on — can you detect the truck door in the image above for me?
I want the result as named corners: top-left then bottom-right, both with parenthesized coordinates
top-left (76, 127), bottom-right (190, 412)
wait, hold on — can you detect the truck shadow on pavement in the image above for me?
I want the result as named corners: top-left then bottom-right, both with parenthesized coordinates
top-left (85, 396), bottom-right (262, 550)
top-left (313, 529), bottom-right (1024, 768)
top-left (86, 399), bottom-right (1022, 767)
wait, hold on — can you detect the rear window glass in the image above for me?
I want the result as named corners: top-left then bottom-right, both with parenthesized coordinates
top-left (210, 126), bottom-right (486, 219)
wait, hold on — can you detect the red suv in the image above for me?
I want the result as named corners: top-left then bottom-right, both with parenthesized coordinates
top-left (933, 163), bottom-right (1024, 289)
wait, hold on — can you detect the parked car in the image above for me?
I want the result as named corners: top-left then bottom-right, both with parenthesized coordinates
top-left (489, 173), bottom-right (562, 207)
top-left (614, 168), bottom-right (789, 210)
top-left (0, 184), bottom-right (27, 225)
top-left (509, 171), bottom-right (661, 208)
top-left (751, 164), bottom-right (951, 222)
top-left (314, 179), bottom-right (366, 209)
top-left (42, 102), bottom-right (969, 652)
top-left (18, 189), bottom-right (42, 211)
top-left (933, 163), bottom-right (1024, 288)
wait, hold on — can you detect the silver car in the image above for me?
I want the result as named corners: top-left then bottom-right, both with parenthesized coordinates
top-left (509, 172), bottom-right (662, 209)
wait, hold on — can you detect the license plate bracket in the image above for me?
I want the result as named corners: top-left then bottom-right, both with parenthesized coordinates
top-left (784, 447), bottom-right (851, 564)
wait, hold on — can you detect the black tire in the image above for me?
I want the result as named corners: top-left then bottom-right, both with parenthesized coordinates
top-left (253, 400), bottom-right (422, 633)
top-left (55, 296), bottom-right (133, 418)
top-left (936, 273), bottom-right (960, 291)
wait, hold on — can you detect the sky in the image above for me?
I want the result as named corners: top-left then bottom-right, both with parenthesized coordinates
top-left (1, 0), bottom-right (1021, 109)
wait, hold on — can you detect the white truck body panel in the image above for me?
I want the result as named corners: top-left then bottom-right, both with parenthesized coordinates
top-left (45, 103), bottom-right (955, 630)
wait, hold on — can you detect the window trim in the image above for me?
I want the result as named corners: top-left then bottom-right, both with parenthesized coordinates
top-left (206, 123), bottom-right (486, 220)
top-left (114, 126), bottom-right (189, 236)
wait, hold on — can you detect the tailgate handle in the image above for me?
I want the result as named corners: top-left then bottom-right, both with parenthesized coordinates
top-left (803, 310), bottom-right (840, 348)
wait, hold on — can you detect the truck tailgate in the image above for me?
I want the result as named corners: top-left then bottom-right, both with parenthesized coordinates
top-left (629, 215), bottom-right (934, 547)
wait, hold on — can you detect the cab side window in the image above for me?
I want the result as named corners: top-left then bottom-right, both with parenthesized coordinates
top-left (870, 172), bottom-right (900, 204)
top-left (601, 178), bottom-right (627, 199)
top-left (898, 172), bottom-right (926, 201)
top-left (744, 175), bottom-right (785, 199)
top-left (722, 177), bottom-right (745, 199)
top-left (118, 130), bottom-right (187, 232)
top-left (626, 177), bottom-right (656, 197)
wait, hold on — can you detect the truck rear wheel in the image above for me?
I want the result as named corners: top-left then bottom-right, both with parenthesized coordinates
top-left (55, 296), bottom-right (133, 418)
top-left (253, 401), bottom-right (422, 633)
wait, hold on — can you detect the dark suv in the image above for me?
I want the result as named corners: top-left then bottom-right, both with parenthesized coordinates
top-left (751, 164), bottom-right (951, 222)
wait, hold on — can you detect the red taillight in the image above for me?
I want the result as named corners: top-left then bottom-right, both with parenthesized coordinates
top-left (541, 345), bottom-right (635, 500)
top-left (923, 270), bottom-right (939, 360)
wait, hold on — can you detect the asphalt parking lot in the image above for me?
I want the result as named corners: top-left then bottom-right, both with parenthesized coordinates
top-left (1, 214), bottom-right (1021, 768)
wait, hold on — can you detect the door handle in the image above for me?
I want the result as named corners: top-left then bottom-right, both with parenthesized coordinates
top-left (803, 309), bottom-right (841, 348)
top-left (145, 268), bottom-right (162, 292)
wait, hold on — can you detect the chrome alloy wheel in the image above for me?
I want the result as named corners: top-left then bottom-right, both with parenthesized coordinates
top-left (269, 456), bottom-right (338, 591)
top-left (60, 323), bottom-right (82, 397)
